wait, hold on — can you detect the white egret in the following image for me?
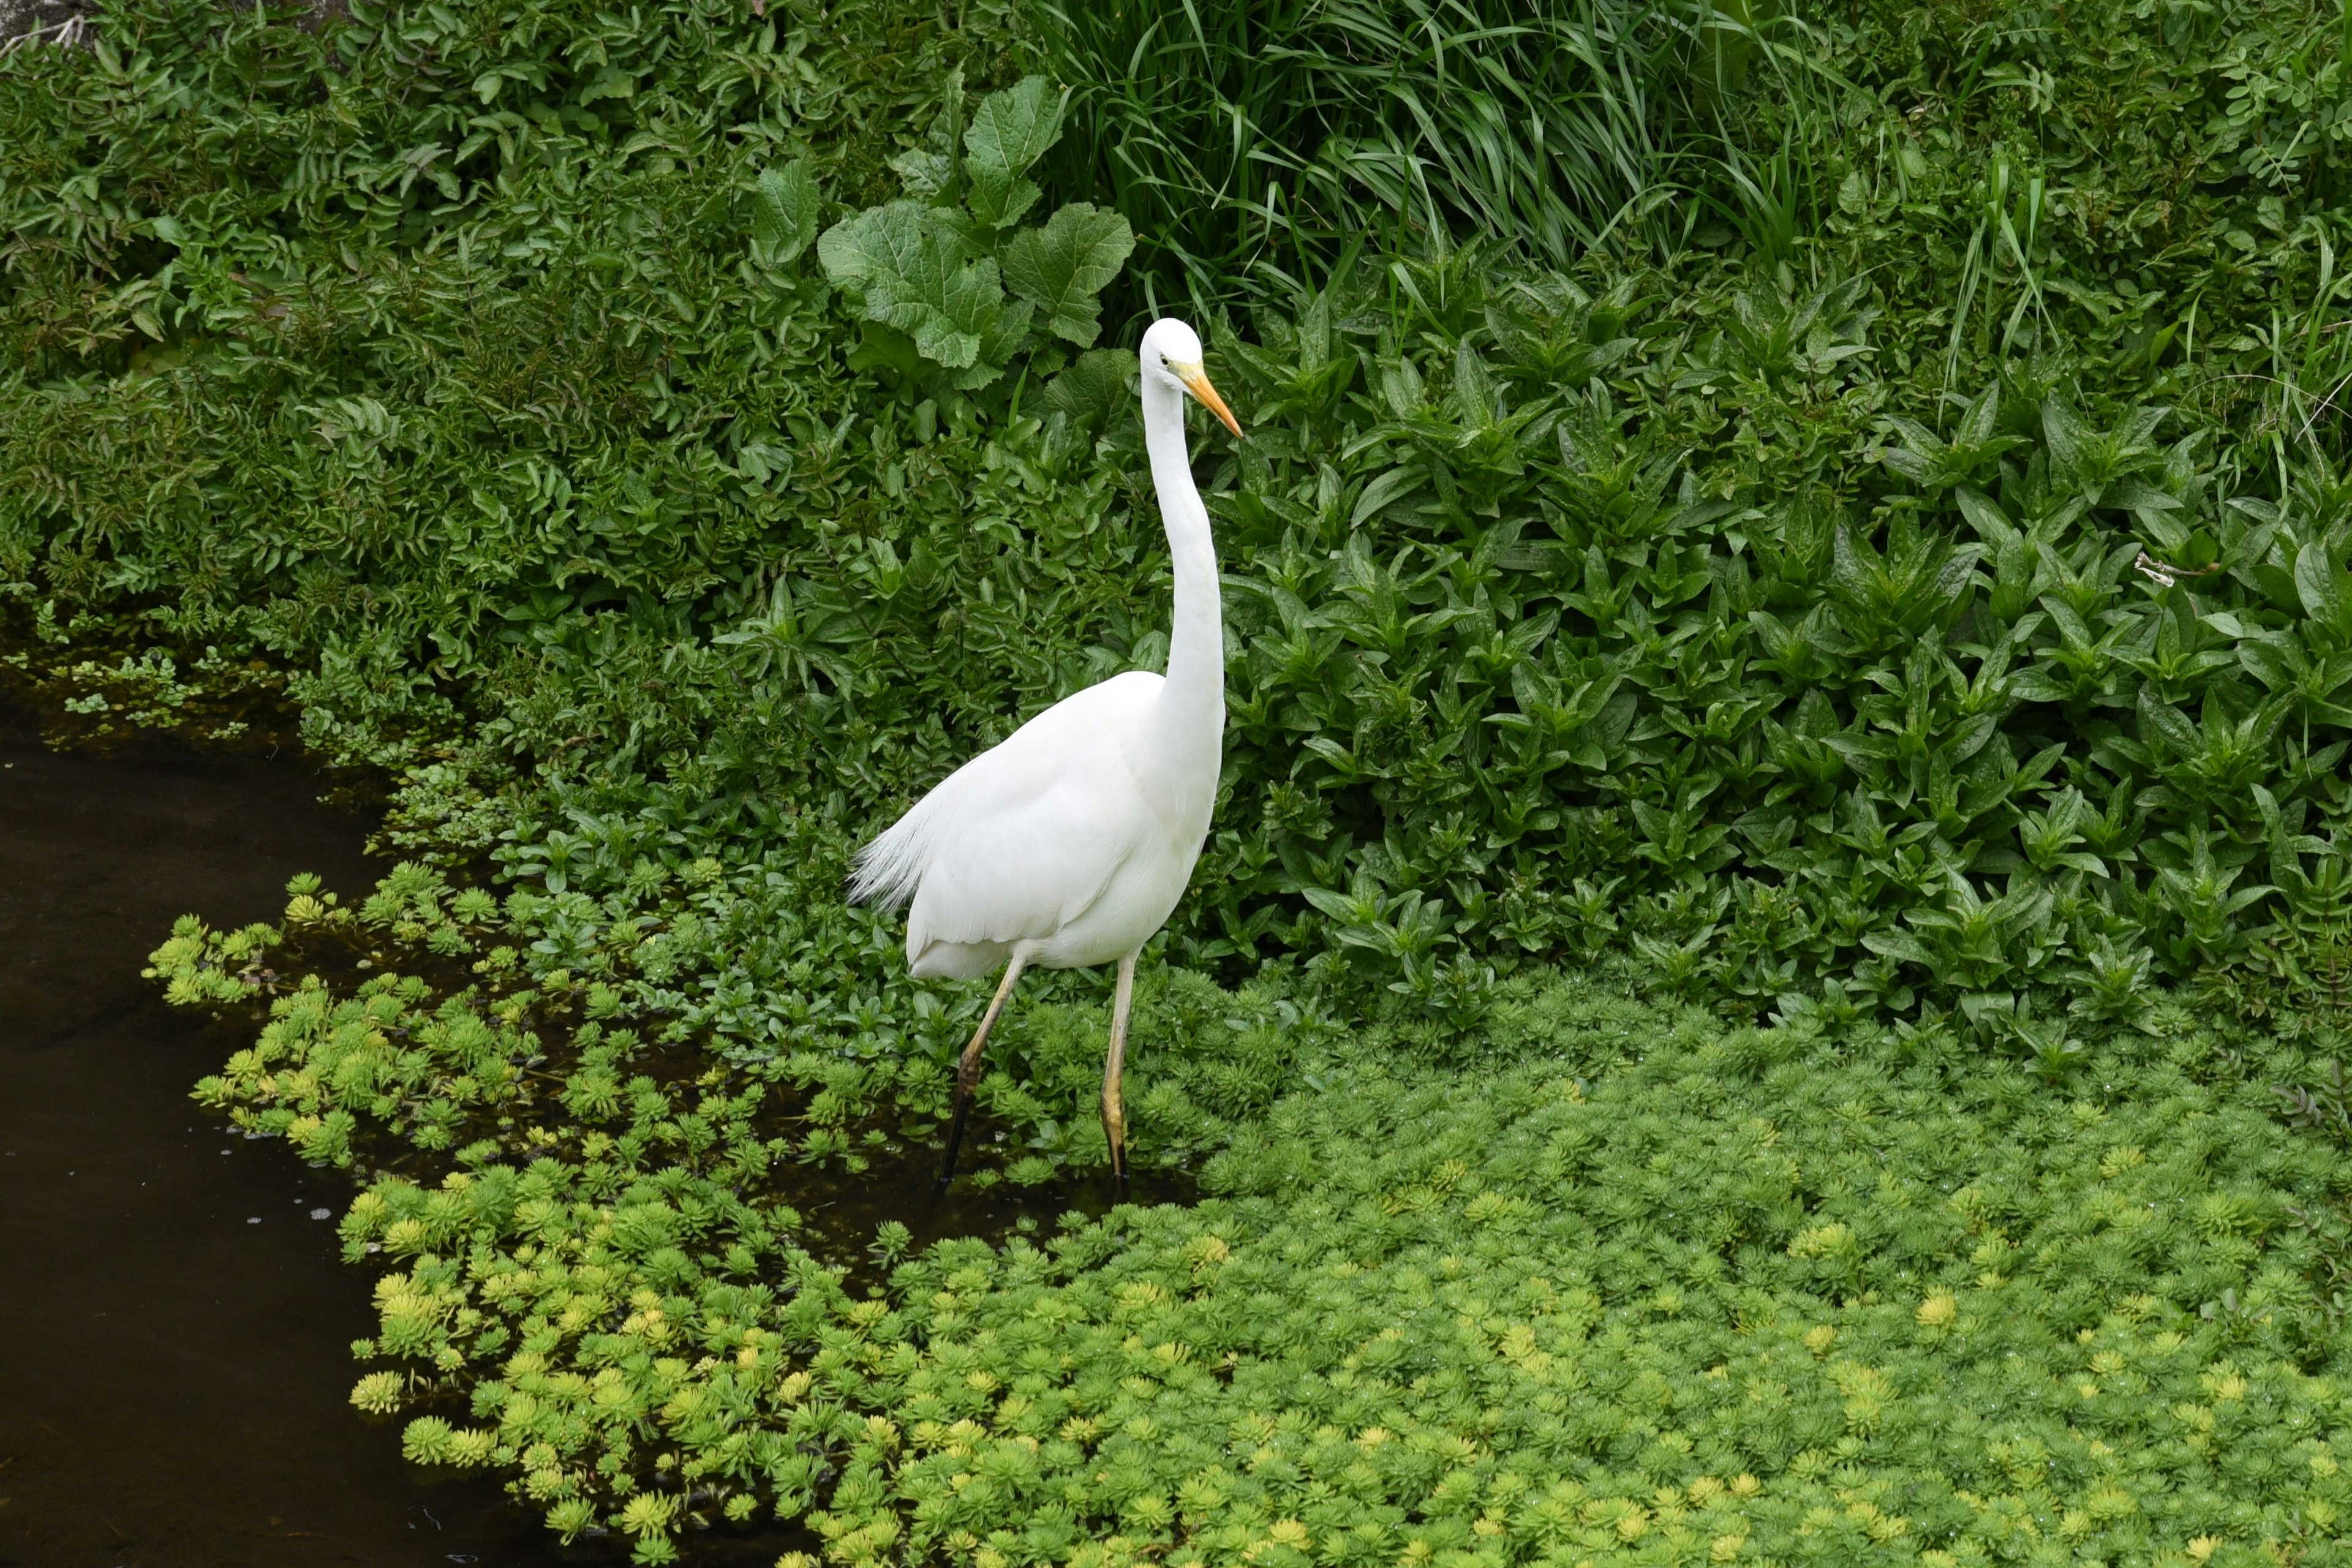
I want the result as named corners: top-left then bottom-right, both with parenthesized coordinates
top-left (852, 318), bottom-right (1242, 1189)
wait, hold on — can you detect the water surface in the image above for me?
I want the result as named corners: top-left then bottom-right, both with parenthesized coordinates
top-left (0, 693), bottom-right (1177, 1564)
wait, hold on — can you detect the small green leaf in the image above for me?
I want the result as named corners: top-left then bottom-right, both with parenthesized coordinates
top-left (2136, 687), bottom-right (2199, 756)
top-left (578, 66), bottom-right (635, 105)
top-left (1352, 466), bottom-right (1425, 527)
top-left (2295, 541), bottom-right (2345, 628)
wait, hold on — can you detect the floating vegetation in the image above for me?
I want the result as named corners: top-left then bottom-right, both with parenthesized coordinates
top-left (0, 607), bottom-right (300, 753)
top-left (153, 894), bottom-right (2352, 1562)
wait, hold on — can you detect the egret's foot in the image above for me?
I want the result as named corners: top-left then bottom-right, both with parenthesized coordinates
top-left (1101, 951), bottom-right (1136, 1202)
top-left (939, 1084), bottom-right (979, 1187)
top-left (940, 956), bottom-right (1025, 1188)
top-left (1101, 1107), bottom-right (1128, 1196)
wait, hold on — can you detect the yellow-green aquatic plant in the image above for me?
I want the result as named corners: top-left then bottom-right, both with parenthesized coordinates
top-left (151, 892), bottom-right (2352, 1564)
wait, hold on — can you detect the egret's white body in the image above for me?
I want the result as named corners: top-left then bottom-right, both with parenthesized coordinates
top-left (869, 668), bottom-right (1213, 978)
top-left (851, 318), bottom-right (1239, 1185)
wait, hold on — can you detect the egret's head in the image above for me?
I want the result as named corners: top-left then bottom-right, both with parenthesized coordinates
top-left (1140, 317), bottom-right (1242, 438)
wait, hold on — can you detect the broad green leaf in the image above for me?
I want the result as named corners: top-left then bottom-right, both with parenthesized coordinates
top-left (959, 78), bottom-right (1061, 229)
top-left (888, 147), bottom-right (952, 199)
top-left (960, 295), bottom-right (1034, 390)
top-left (1042, 349), bottom-right (1137, 434)
top-left (964, 77), bottom-right (1064, 184)
top-left (967, 162), bottom-right (1042, 232)
top-left (818, 201), bottom-right (1019, 382)
top-left (750, 162), bottom-right (820, 266)
top-left (1001, 203), bottom-right (1134, 347)
top-left (818, 200), bottom-right (932, 294)
top-left (845, 320), bottom-right (925, 381)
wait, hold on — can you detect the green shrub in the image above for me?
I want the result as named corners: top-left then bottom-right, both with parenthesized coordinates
top-left (13, 0), bottom-right (2352, 1053)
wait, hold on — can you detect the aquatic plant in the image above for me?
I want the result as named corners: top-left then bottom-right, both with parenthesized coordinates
top-left (151, 899), bottom-right (2352, 1562)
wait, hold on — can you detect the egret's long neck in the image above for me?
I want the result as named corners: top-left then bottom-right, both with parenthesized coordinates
top-left (1141, 374), bottom-right (1224, 762)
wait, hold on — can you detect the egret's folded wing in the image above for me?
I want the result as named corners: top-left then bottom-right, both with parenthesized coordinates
top-left (904, 765), bottom-right (1142, 953)
top-left (852, 671), bottom-right (1161, 911)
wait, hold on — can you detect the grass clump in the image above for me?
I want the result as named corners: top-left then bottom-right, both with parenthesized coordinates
top-left (1023, 0), bottom-right (1702, 302)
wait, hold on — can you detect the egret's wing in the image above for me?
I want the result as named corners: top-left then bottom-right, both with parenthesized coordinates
top-left (904, 758), bottom-right (1146, 956)
top-left (852, 671), bottom-right (1161, 913)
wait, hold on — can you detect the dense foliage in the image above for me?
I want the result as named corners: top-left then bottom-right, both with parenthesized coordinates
top-left (11, 0), bottom-right (2352, 1555)
top-left (7, 0), bottom-right (2352, 1061)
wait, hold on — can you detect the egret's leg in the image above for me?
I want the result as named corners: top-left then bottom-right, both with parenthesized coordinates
top-left (939, 955), bottom-right (1025, 1189)
top-left (1101, 952), bottom-right (1138, 1196)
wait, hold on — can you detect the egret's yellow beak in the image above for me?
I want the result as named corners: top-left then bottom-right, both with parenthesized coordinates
top-left (1172, 361), bottom-right (1243, 439)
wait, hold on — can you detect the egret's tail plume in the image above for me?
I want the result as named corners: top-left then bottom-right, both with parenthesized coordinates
top-left (849, 804), bottom-right (932, 909)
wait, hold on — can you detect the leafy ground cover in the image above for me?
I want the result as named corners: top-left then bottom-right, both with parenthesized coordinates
top-left (11, 0), bottom-right (2352, 1556)
top-left (146, 900), bottom-right (2352, 1565)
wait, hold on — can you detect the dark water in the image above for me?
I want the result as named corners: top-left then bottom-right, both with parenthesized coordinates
top-left (0, 704), bottom-right (570, 1566)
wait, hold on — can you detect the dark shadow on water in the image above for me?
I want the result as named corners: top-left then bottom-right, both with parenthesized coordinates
top-left (0, 698), bottom-right (781, 1565)
top-left (795, 1141), bottom-right (1194, 1295)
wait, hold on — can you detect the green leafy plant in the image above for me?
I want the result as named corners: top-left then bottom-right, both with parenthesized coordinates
top-left (149, 907), bottom-right (2352, 1562)
top-left (820, 74), bottom-right (1133, 392)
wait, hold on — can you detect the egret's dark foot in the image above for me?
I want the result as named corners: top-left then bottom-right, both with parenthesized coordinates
top-left (940, 957), bottom-right (1025, 1189)
top-left (939, 1090), bottom-right (976, 1188)
top-left (1102, 1113), bottom-right (1128, 1198)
